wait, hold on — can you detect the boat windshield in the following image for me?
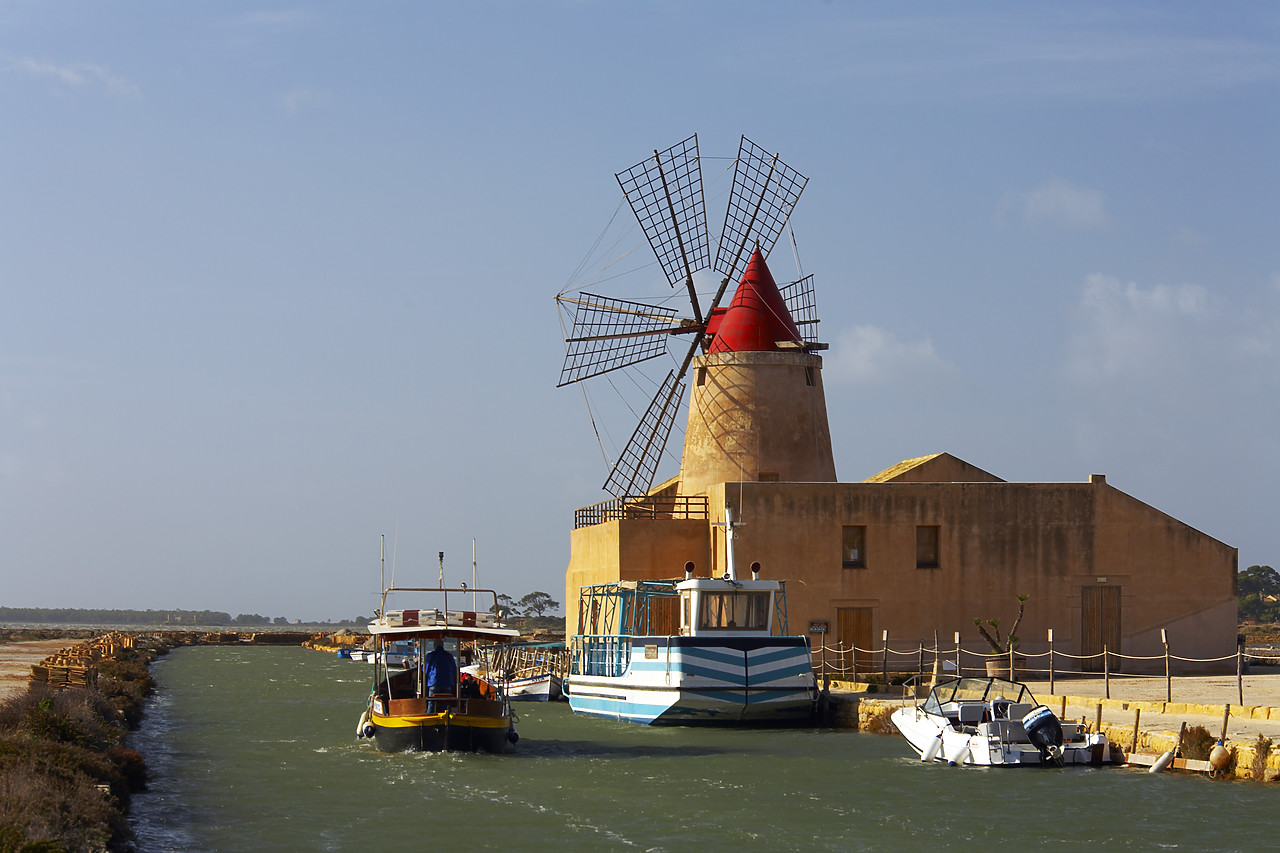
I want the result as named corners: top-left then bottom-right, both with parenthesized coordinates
top-left (698, 591), bottom-right (769, 631)
top-left (922, 677), bottom-right (1033, 714)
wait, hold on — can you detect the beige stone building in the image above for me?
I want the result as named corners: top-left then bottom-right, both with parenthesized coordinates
top-left (564, 255), bottom-right (1238, 675)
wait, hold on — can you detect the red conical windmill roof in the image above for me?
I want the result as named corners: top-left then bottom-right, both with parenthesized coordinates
top-left (708, 247), bottom-right (802, 353)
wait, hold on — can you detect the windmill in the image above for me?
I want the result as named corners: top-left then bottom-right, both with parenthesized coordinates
top-left (557, 134), bottom-right (824, 498)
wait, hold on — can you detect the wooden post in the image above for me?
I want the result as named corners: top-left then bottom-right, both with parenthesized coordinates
top-left (1130, 707), bottom-right (1141, 754)
top-left (1060, 695), bottom-right (1067, 720)
top-left (1220, 705), bottom-right (1230, 743)
top-left (1162, 629), bottom-right (1171, 703)
top-left (881, 629), bottom-right (888, 687)
top-left (1175, 721), bottom-right (1187, 758)
top-left (849, 642), bottom-right (857, 683)
top-left (1104, 644), bottom-right (1110, 699)
top-left (1237, 635), bottom-right (1244, 707)
top-left (1008, 645), bottom-right (1015, 679)
top-left (1095, 703), bottom-right (1103, 735)
top-left (1048, 628), bottom-right (1055, 696)
top-left (954, 631), bottom-right (961, 678)
top-left (933, 630), bottom-right (939, 682)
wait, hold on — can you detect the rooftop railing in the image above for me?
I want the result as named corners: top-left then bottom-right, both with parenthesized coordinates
top-left (573, 494), bottom-right (709, 529)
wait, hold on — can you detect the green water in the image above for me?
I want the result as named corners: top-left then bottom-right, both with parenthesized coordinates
top-left (129, 646), bottom-right (1273, 852)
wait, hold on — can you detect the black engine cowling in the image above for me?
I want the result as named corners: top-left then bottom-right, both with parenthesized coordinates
top-left (1021, 704), bottom-right (1065, 766)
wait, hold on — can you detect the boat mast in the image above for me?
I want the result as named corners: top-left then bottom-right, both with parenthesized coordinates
top-left (725, 503), bottom-right (738, 581)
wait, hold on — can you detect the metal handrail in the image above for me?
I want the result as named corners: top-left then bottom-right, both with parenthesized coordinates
top-left (574, 494), bottom-right (709, 528)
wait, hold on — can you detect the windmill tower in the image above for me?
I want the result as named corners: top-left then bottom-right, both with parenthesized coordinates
top-left (557, 134), bottom-right (835, 500)
top-left (679, 246), bottom-right (836, 496)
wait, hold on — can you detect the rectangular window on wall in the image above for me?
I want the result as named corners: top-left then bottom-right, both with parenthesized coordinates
top-left (842, 525), bottom-right (866, 568)
top-left (916, 525), bottom-right (940, 568)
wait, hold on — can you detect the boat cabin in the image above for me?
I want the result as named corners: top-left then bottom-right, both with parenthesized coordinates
top-left (677, 577), bottom-right (788, 638)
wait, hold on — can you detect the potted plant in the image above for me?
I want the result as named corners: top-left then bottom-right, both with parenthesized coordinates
top-left (973, 593), bottom-right (1029, 678)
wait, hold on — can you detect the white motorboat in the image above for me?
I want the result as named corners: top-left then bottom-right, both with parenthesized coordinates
top-left (504, 671), bottom-right (564, 702)
top-left (890, 676), bottom-right (1111, 767)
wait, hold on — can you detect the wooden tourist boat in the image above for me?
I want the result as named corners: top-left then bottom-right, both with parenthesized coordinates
top-left (355, 586), bottom-right (521, 752)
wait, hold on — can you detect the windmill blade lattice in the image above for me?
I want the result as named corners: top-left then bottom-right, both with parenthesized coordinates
top-left (557, 293), bottom-right (692, 387)
top-left (603, 369), bottom-right (685, 497)
top-left (778, 274), bottom-right (820, 345)
top-left (714, 136), bottom-right (809, 285)
top-left (615, 135), bottom-right (710, 302)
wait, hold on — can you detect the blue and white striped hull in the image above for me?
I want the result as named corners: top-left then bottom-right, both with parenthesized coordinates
top-left (567, 637), bottom-right (816, 725)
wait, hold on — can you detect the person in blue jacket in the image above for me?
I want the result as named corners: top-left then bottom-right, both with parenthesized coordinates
top-left (424, 638), bottom-right (457, 712)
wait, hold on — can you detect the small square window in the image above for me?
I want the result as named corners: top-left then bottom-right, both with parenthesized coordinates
top-left (916, 525), bottom-right (940, 569)
top-left (696, 367), bottom-right (707, 386)
top-left (842, 525), bottom-right (866, 569)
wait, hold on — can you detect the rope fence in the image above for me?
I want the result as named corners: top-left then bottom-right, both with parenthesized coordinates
top-left (810, 631), bottom-right (1280, 707)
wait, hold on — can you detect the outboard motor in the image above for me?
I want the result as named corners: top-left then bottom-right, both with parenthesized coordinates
top-left (1021, 704), bottom-right (1065, 766)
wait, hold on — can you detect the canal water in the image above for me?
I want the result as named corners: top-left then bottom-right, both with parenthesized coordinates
top-left (129, 645), bottom-right (1272, 852)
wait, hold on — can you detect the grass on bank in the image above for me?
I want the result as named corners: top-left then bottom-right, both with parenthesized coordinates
top-left (0, 647), bottom-right (159, 853)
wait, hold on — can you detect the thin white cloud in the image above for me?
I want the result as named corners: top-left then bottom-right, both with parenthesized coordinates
top-left (236, 10), bottom-right (313, 29)
top-left (282, 87), bottom-right (329, 115)
top-left (777, 9), bottom-right (1280, 103)
top-left (825, 324), bottom-right (955, 385)
top-left (1002, 179), bottom-right (1107, 230)
top-left (0, 55), bottom-right (139, 98)
top-left (1066, 273), bottom-right (1209, 381)
top-left (1171, 226), bottom-right (1212, 248)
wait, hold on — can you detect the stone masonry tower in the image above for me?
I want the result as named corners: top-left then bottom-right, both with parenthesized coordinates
top-left (679, 247), bottom-right (837, 496)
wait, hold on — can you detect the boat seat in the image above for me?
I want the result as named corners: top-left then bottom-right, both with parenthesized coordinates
top-left (988, 720), bottom-right (1028, 741)
top-left (957, 704), bottom-right (987, 725)
top-left (1006, 703), bottom-right (1035, 720)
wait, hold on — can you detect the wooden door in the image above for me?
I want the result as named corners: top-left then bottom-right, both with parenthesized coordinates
top-left (1081, 585), bottom-right (1122, 672)
top-left (837, 607), bottom-right (874, 675)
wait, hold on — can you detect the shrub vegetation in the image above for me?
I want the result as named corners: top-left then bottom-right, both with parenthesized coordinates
top-left (0, 646), bottom-right (159, 852)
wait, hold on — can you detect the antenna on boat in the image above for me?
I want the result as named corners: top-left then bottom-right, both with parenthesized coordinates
top-left (438, 551), bottom-right (445, 589)
top-left (380, 534), bottom-right (385, 594)
top-left (390, 516), bottom-right (400, 589)
top-left (472, 538), bottom-right (478, 611)
top-left (725, 503), bottom-right (738, 581)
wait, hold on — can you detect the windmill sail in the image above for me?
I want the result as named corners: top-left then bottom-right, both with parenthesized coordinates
top-left (557, 293), bottom-right (692, 386)
top-left (615, 134), bottom-right (710, 293)
top-left (777, 274), bottom-right (822, 346)
top-left (602, 370), bottom-right (685, 497)
top-left (714, 136), bottom-right (809, 284)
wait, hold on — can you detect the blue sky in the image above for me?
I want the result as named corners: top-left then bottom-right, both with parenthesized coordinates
top-left (2, 2), bottom-right (1277, 621)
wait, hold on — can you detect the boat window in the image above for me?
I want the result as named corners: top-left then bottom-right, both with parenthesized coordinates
top-left (698, 591), bottom-right (769, 630)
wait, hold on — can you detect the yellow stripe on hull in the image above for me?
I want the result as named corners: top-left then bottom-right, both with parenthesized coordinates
top-left (372, 712), bottom-right (511, 730)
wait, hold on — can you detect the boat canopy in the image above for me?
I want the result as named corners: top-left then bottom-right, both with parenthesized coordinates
top-left (922, 676), bottom-right (1035, 715)
top-left (369, 586), bottom-right (521, 642)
